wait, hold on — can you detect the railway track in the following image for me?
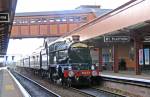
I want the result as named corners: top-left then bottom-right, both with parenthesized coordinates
top-left (69, 87), bottom-right (95, 97)
top-left (12, 69), bottom-right (125, 97)
top-left (71, 87), bottom-right (125, 97)
top-left (10, 70), bottom-right (60, 97)
top-left (11, 69), bottom-right (92, 97)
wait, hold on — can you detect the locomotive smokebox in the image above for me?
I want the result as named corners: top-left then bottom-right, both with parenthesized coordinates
top-left (72, 35), bottom-right (80, 42)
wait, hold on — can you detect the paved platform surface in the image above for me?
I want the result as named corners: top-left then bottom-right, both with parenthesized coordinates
top-left (0, 67), bottom-right (24, 97)
top-left (101, 71), bottom-right (150, 82)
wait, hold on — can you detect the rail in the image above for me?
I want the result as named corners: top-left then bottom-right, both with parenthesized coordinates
top-left (7, 69), bottom-right (31, 97)
top-left (10, 70), bottom-right (61, 97)
top-left (71, 87), bottom-right (125, 97)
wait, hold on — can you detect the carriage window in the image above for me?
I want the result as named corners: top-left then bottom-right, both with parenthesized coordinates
top-left (57, 50), bottom-right (68, 64)
top-left (49, 52), bottom-right (55, 64)
top-left (58, 50), bottom-right (68, 59)
top-left (54, 56), bottom-right (57, 64)
top-left (42, 54), bottom-right (47, 66)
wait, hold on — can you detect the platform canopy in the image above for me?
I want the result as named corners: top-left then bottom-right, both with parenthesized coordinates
top-left (52, 0), bottom-right (150, 44)
top-left (0, 0), bottom-right (17, 55)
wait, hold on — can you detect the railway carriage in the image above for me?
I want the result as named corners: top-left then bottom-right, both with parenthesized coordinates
top-left (30, 52), bottom-right (41, 74)
top-left (23, 56), bottom-right (30, 68)
top-left (40, 48), bottom-right (50, 77)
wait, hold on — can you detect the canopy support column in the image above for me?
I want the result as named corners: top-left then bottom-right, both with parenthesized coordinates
top-left (113, 44), bottom-right (119, 73)
top-left (134, 38), bottom-right (143, 75)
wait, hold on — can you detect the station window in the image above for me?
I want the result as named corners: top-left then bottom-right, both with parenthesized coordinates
top-left (30, 18), bottom-right (40, 24)
top-left (14, 18), bottom-right (29, 24)
top-left (22, 19), bottom-right (28, 24)
top-left (43, 20), bottom-right (47, 23)
top-left (13, 20), bottom-right (16, 24)
top-left (49, 18), bottom-right (55, 22)
top-left (30, 19), bottom-right (36, 23)
top-left (61, 17), bottom-right (67, 22)
top-left (37, 18), bottom-right (42, 23)
top-left (69, 16), bottom-right (74, 22)
top-left (37, 20), bottom-right (42, 23)
top-left (43, 19), bottom-right (47, 23)
top-left (102, 48), bottom-right (114, 70)
top-left (74, 16), bottom-right (81, 22)
top-left (81, 16), bottom-right (87, 22)
top-left (17, 19), bottom-right (23, 24)
top-left (41, 18), bottom-right (47, 23)
top-left (55, 18), bottom-right (61, 22)
top-left (129, 47), bottom-right (134, 61)
top-left (23, 20), bottom-right (28, 24)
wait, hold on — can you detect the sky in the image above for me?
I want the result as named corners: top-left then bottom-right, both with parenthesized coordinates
top-left (16, 0), bottom-right (130, 12)
top-left (6, 0), bottom-right (130, 62)
top-left (6, 38), bottom-right (44, 61)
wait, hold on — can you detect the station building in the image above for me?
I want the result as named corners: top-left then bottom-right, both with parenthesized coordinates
top-left (10, 1), bottom-right (150, 75)
top-left (53, 0), bottom-right (150, 75)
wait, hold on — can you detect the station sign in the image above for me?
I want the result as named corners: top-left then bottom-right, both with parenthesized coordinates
top-left (104, 36), bottom-right (130, 42)
top-left (0, 13), bottom-right (9, 22)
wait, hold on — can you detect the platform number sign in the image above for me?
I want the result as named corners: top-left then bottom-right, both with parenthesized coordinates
top-left (0, 13), bottom-right (9, 22)
top-left (139, 49), bottom-right (144, 65)
top-left (104, 36), bottom-right (130, 42)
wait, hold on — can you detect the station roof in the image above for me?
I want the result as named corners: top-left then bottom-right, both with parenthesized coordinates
top-left (0, 0), bottom-right (17, 55)
top-left (15, 6), bottom-right (111, 17)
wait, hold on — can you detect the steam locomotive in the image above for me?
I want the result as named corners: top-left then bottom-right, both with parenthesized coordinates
top-left (17, 39), bottom-right (100, 86)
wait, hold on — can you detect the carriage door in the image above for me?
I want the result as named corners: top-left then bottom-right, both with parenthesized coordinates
top-left (41, 49), bottom-right (48, 70)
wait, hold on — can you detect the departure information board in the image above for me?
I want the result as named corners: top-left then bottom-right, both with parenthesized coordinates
top-left (0, 13), bottom-right (9, 22)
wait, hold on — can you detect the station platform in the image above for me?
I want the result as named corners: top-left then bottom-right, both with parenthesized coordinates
top-left (101, 71), bottom-right (150, 83)
top-left (0, 67), bottom-right (27, 97)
